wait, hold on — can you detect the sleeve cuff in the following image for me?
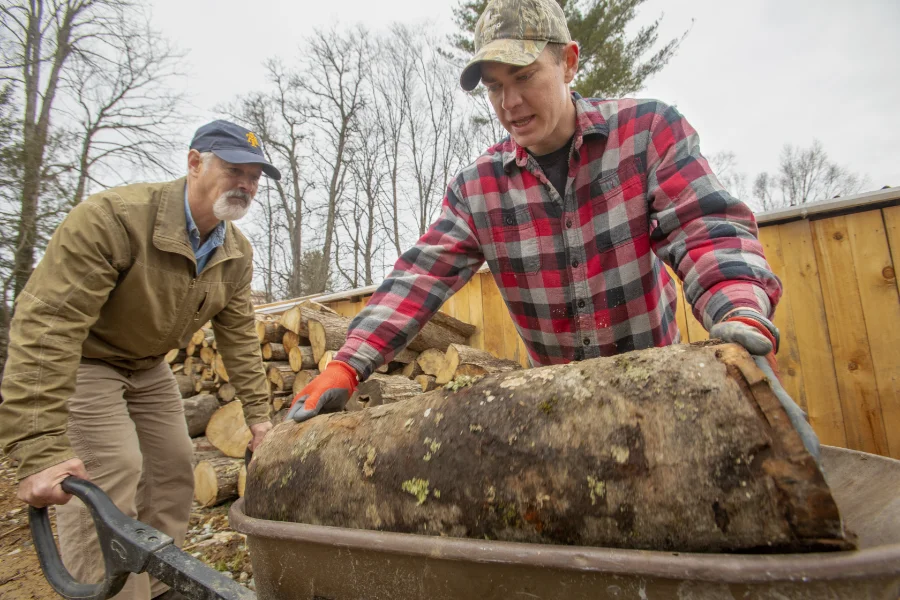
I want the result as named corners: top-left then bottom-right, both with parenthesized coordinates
top-left (13, 435), bottom-right (77, 481)
top-left (697, 283), bottom-right (772, 330)
top-left (334, 339), bottom-right (383, 382)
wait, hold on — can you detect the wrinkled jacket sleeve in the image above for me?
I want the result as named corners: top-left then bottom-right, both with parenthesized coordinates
top-left (0, 200), bottom-right (128, 479)
top-left (644, 102), bottom-right (782, 329)
top-left (211, 257), bottom-right (270, 426)
top-left (334, 180), bottom-right (485, 380)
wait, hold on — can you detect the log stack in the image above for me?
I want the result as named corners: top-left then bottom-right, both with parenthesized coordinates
top-left (166, 299), bottom-right (488, 508)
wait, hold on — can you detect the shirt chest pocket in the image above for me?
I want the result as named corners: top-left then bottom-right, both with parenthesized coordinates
top-left (589, 160), bottom-right (649, 253)
top-left (489, 205), bottom-right (541, 274)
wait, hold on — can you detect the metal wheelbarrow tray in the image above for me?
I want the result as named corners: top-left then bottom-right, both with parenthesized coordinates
top-left (231, 445), bottom-right (900, 600)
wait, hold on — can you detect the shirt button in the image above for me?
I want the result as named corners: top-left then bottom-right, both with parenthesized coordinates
top-left (583, 338), bottom-right (591, 346)
top-left (578, 300), bottom-right (586, 309)
top-left (565, 219), bottom-right (572, 228)
top-left (572, 259), bottom-right (579, 268)
top-left (505, 215), bottom-right (514, 225)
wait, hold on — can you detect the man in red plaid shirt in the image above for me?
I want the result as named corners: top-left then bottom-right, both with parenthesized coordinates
top-left (287, 0), bottom-right (788, 427)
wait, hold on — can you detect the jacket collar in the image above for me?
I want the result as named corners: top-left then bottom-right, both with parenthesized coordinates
top-left (153, 178), bottom-right (244, 268)
top-left (502, 92), bottom-right (610, 173)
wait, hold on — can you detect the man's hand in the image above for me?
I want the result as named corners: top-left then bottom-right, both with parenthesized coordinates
top-left (17, 458), bottom-right (89, 508)
top-left (286, 360), bottom-right (359, 423)
top-left (709, 309), bottom-right (780, 372)
top-left (248, 421), bottom-right (273, 452)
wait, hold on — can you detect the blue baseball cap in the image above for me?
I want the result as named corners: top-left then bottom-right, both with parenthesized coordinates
top-left (190, 120), bottom-right (282, 180)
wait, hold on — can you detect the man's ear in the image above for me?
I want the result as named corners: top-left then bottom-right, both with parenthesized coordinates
top-left (187, 149), bottom-right (204, 177)
top-left (563, 41), bottom-right (579, 84)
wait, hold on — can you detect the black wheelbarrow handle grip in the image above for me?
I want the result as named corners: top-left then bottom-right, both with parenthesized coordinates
top-left (29, 477), bottom-right (256, 600)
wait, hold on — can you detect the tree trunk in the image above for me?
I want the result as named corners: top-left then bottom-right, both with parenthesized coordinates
top-left (262, 343), bottom-right (288, 361)
top-left (194, 457), bottom-right (243, 507)
top-left (245, 343), bottom-right (852, 553)
top-left (183, 393), bottom-right (219, 437)
top-left (206, 401), bottom-right (251, 458)
top-left (288, 346), bottom-right (316, 372)
top-left (436, 344), bottom-right (522, 385)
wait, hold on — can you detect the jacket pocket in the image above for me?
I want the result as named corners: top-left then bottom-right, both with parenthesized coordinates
top-left (489, 205), bottom-right (541, 274)
top-left (590, 159), bottom-right (648, 253)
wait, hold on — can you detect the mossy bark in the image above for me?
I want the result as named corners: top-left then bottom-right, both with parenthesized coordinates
top-left (244, 343), bottom-right (852, 553)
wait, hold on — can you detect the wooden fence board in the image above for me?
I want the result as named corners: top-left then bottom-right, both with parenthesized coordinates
top-left (776, 220), bottom-right (846, 448)
top-left (467, 274), bottom-right (486, 351)
top-left (884, 206), bottom-right (900, 301)
top-left (846, 211), bottom-right (900, 458)
top-left (812, 216), bottom-right (888, 455)
top-left (758, 227), bottom-right (806, 410)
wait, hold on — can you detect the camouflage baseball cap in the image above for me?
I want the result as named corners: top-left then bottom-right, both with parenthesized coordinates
top-left (460, 0), bottom-right (571, 92)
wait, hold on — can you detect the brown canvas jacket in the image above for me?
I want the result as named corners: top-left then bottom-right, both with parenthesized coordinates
top-left (0, 178), bottom-right (270, 479)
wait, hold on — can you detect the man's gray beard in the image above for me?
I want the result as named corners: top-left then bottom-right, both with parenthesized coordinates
top-left (212, 190), bottom-right (252, 221)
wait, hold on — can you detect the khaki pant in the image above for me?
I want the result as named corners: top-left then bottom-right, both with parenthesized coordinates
top-left (57, 360), bottom-right (194, 600)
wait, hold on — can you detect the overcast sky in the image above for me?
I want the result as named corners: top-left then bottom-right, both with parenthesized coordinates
top-left (147, 0), bottom-right (899, 191)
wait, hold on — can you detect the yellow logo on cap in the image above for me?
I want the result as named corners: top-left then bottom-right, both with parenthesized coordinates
top-left (246, 132), bottom-right (260, 148)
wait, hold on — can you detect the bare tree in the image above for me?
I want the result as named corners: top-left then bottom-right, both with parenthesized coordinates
top-left (398, 27), bottom-right (471, 236)
top-left (754, 140), bottom-right (866, 209)
top-left (226, 60), bottom-right (312, 298)
top-left (0, 0), bottom-right (133, 297)
top-left (372, 26), bottom-right (415, 257)
top-left (295, 27), bottom-right (371, 294)
top-left (62, 12), bottom-right (187, 205)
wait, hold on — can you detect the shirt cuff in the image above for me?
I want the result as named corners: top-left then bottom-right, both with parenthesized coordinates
top-left (13, 435), bottom-right (78, 481)
top-left (697, 283), bottom-right (772, 330)
top-left (334, 338), bottom-right (383, 382)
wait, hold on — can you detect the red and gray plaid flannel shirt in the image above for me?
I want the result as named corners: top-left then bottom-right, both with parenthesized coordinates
top-left (335, 94), bottom-right (782, 379)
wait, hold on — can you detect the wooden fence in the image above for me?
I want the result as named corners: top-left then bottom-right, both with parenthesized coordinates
top-left (257, 188), bottom-right (900, 460)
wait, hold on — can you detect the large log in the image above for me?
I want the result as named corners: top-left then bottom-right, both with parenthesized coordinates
top-left (194, 457), bottom-right (243, 507)
top-left (206, 401), bottom-right (251, 458)
top-left (279, 305), bottom-right (334, 337)
top-left (435, 344), bottom-right (522, 385)
top-left (183, 393), bottom-right (219, 437)
top-left (245, 343), bottom-right (852, 553)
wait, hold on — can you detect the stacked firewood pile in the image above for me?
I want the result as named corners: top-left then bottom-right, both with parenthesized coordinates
top-left (170, 301), bottom-right (512, 509)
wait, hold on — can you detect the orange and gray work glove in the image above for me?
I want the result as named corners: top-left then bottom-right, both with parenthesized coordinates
top-left (286, 360), bottom-right (358, 423)
top-left (709, 309), bottom-right (820, 462)
top-left (708, 309), bottom-right (780, 373)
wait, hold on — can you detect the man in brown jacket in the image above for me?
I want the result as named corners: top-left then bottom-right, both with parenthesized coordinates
top-left (0, 120), bottom-right (277, 600)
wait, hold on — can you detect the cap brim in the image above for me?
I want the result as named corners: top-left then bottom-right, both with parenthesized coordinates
top-left (460, 39), bottom-right (548, 91)
top-left (212, 149), bottom-right (282, 181)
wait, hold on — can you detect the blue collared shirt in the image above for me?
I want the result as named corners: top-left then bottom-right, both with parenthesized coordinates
top-left (185, 190), bottom-right (226, 273)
